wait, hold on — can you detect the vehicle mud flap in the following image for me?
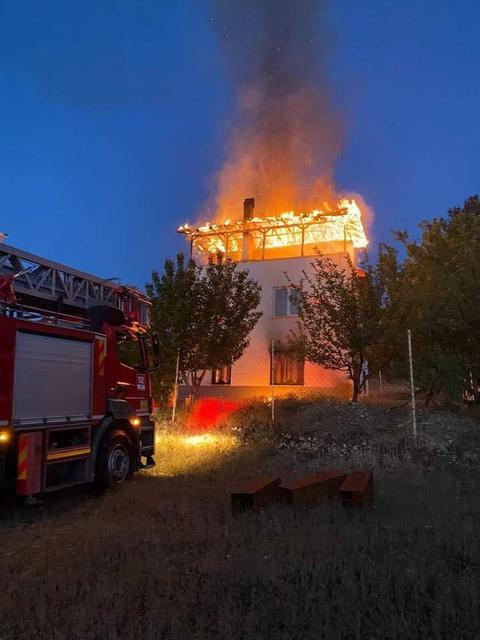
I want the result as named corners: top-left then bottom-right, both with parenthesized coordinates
top-left (139, 419), bottom-right (155, 459)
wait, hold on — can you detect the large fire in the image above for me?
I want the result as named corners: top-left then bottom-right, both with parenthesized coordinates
top-left (178, 198), bottom-right (368, 260)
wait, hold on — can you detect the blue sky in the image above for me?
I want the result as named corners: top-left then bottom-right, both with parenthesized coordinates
top-left (1, 1), bottom-right (479, 287)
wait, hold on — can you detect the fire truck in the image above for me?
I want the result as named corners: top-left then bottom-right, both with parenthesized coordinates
top-left (0, 243), bottom-right (157, 497)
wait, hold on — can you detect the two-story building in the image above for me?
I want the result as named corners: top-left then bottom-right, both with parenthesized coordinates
top-left (177, 197), bottom-right (368, 400)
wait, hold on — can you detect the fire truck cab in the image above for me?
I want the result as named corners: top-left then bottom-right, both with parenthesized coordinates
top-left (0, 243), bottom-right (157, 497)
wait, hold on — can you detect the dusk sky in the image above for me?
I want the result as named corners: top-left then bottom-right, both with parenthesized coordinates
top-left (1, 1), bottom-right (479, 288)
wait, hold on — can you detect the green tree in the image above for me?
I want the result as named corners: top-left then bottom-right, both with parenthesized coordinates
top-left (293, 251), bottom-right (403, 402)
top-left (146, 253), bottom-right (261, 401)
top-left (394, 195), bottom-right (480, 405)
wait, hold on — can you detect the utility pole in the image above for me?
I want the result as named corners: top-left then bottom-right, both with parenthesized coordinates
top-left (407, 329), bottom-right (417, 445)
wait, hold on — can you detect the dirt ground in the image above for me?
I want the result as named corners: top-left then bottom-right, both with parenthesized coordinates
top-left (1, 397), bottom-right (480, 639)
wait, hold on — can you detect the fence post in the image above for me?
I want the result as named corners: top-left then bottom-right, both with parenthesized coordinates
top-left (270, 338), bottom-right (275, 424)
top-left (171, 349), bottom-right (180, 424)
top-left (407, 329), bottom-right (417, 445)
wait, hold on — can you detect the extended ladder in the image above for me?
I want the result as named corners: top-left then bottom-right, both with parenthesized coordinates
top-left (0, 243), bottom-right (149, 325)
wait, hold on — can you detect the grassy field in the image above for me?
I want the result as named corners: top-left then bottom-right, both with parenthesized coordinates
top-left (1, 401), bottom-right (480, 639)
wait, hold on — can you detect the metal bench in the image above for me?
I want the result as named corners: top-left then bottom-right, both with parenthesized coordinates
top-left (231, 475), bottom-right (282, 511)
top-left (339, 470), bottom-right (374, 506)
top-left (279, 469), bottom-right (347, 506)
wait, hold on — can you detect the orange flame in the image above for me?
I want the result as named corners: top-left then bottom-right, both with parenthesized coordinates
top-left (178, 198), bottom-right (368, 258)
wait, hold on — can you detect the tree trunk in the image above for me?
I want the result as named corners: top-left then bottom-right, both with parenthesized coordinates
top-left (185, 370), bottom-right (206, 403)
top-left (351, 366), bottom-right (361, 402)
top-left (425, 382), bottom-right (435, 408)
top-left (351, 358), bottom-right (363, 403)
top-left (352, 377), bottom-right (359, 402)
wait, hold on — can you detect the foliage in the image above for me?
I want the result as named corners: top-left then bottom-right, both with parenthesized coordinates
top-left (293, 251), bottom-right (403, 402)
top-left (414, 348), bottom-right (467, 408)
top-left (146, 252), bottom-right (261, 401)
top-left (394, 195), bottom-right (480, 404)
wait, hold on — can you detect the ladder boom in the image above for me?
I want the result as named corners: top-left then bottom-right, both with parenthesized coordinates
top-left (0, 243), bottom-right (149, 326)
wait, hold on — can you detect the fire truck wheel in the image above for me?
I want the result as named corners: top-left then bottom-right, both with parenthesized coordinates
top-left (96, 429), bottom-right (134, 490)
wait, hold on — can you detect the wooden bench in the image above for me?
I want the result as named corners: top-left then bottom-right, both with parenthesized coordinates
top-left (231, 476), bottom-right (282, 512)
top-left (339, 470), bottom-right (373, 506)
top-left (279, 469), bottom-right (347, 506)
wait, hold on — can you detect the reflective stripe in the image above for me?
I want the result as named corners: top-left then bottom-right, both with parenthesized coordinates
top-left (17, 435), bottom-right (28, 480)
top-left (96, 337), bottom-right (106, 376)
top-left (47, 448), bottom-right (91, 461)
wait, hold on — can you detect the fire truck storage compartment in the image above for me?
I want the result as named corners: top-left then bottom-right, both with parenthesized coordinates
top-left (46, 458), bottom-right (89, 491)
top-left (13, 332), bottom-right (92, 425)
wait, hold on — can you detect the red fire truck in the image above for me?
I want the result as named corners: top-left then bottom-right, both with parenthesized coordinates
top-left (0, 243), bottom-right (157, 497)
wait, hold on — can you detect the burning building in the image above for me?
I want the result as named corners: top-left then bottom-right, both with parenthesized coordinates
top-left (176, 1), bottom-right (371, 399)
top-left (178, 197), bottom-right (368, 399)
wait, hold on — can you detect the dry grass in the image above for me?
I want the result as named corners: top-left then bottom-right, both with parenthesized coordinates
top-left (0, 418), bottom-right (479, 639)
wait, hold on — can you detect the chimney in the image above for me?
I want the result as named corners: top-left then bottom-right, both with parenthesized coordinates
top-left (243, 197), bottom-right (255, 220)
top-left (242, 198), bottom-right (255, 261)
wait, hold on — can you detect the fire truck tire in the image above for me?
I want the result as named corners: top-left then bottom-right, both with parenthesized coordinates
top-left (95, 429), bottom-right (134, 491)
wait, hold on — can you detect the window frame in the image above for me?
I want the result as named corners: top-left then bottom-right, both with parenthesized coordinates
top-left (115, 330), bottom-right (143, 370)
top-left (270, 348), bottom-right (305, 386)
top-left (273, 286), bottom-right (300, 318)
top-left (211, 363), bottom-right (232, 385)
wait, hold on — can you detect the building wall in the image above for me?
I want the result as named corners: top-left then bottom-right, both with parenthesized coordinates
top-left (195, 248), bottom-right (354, 399)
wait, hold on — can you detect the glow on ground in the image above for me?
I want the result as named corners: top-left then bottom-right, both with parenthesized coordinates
top-left (183, 434), bottom-right (218, 446)
top-left (153, 431), bottom-right (240, 476)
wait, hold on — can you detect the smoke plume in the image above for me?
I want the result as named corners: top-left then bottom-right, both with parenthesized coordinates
top-left (209, 0), bottom-right (343, 220)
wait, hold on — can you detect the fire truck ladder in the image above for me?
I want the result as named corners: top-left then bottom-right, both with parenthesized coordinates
top-left (0, 243), bottom-right (148, 321)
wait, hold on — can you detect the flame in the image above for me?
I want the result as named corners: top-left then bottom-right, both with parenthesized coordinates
top-left (178, 198), bottom-right (368, 257)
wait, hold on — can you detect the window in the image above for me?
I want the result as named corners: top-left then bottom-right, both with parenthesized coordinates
top-left (212, 364), bottom-right (231, 385)
top-left (273, 287), bottom-right (300, 317)
top-left (274, 287), bottom-right (288, 316)
top-left (115, 331), bottom-right (141, 368)
top-left (271, 349), bottom-right (304, 385)
top-left (289, 288), bottom-right (300, 315)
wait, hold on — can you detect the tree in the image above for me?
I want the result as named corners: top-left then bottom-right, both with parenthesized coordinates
top-left (146, 253), bottom-right (261, 401)
top-left (293, 251), bottom-right (403, 402)
top-left (394, 195), bottom-right (480, 405)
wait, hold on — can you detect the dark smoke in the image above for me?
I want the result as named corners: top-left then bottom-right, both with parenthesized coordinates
top-left (210, 0), bottom-right (343, 219)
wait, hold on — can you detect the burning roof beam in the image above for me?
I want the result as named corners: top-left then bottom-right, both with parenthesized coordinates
top-left (178, 199), bottom-right (368, 260)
